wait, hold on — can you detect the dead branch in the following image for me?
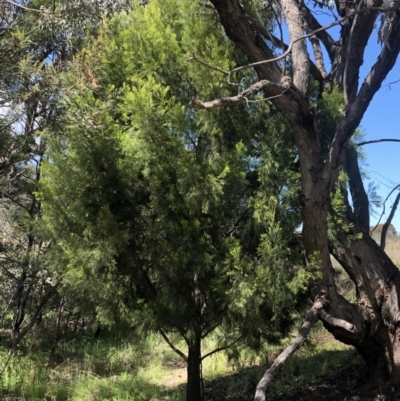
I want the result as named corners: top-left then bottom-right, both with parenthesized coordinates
top-left (318, 308), bottom-right (357, 332)
top-left (191, 79), bottom-right (288, 110)
top-left (254, 296), bottom-right (356, 401)
top-left (254, 298), bottom-right (322, 401)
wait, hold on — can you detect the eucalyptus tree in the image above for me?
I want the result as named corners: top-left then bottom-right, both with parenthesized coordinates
top-left (40, 2), bottom-right (313, 400)
top-left (188, 0), bottom-right (400, 397)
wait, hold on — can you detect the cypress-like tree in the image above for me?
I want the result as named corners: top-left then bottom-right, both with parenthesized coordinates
top-left (40, 1), bottom-right (313, 399)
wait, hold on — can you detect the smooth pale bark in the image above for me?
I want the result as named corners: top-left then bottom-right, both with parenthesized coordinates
top-left (254, 297), bottom-right (356, 401)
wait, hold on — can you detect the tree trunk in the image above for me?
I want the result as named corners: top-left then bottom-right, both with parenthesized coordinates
top-left (204, 0), bottom-right (400, 388)
top-left (330, 226), bottom-right (400, 383)
top-left (186, 333), bottom-right (202, 401)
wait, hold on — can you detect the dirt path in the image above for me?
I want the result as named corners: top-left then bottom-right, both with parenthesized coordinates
top-left (162, 362), bottom-right (187, 388)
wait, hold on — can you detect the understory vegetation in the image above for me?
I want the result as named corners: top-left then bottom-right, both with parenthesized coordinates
top-left (0, 325), bottom-right (361, 401)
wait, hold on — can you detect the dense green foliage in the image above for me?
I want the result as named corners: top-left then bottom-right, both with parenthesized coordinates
top-left (39, 1), bottom-right (313, 388)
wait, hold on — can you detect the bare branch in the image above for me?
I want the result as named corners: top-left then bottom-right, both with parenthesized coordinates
top-left (387, 77), bottom-right (400, 89)
top-left (254, 298), bottom-right (324, 401)
top-left (5, 0), bottom-right (45, 13)
top-left (159, 328), bottom-right (188, 362)
top-left (305, 26), bottom-right (328, 79)
top-left (191, 79), bottom-right (289, 110)
top-left (254, 293), bottom-right (357, 401)
top-left (299, 2), bottom-right (337, 61)
top-left (357, 138), bottom-right (400, 146)
top-left (243, 11), bottom-right (331, 81)
top-left (371, 184), bottom-right (400, 235)
top-left (201, 335), bottom-right (243, 361)
top-left (327, 10), bottom-right (400, 173)
top-left (192, 5), bottom-right (400, 81)
top-left (318, 308), bottom-right (357, 332)
top-left (189, 52), bottom-right (228, 75)
top-left (380, 191), bottom-right (400, 250)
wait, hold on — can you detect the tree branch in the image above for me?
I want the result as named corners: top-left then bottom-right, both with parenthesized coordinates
top-left (299, 2), bottom-right (337, 61)
top-left (254, 298), bottom-right (324, 401)
top-left (5, 0), bottom-right (45, 13)
top-left (327, 10), bottom-right (400, 174)
top-left (306, 27), bottom-right (328, 79)
top-left (201, 335), bottom-right (243, 361)
top-left (249, 5), bottom-right (400, 74)
top-left (194, 4), bottom-right (399, 86)
top-left (380, 191), bottom-right (400, 250)
top-left (189, 52), bottom-right (228, 75)
top-left (191, 79), bottom-right (289, 110)
top-left (279, 0), bottom-right (310, 94)
top-left (344, 145), bottom-right (370, 232)
top-left (248, 19), bottom-right (324, 82)
top-left (357, 138), bottom-right (400, 146)
top-left (318, 308), bottom-right (357, 332)
top-left (371, 184), bottom-right (400, 235)
top-left (159, 328), bottom-right (188, 362)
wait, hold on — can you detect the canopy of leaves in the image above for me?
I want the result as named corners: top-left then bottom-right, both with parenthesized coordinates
top-left (40, 0), bottom-right (314, 349)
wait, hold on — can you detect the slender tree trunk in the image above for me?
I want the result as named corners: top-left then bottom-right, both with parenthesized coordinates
top-left (186, 333), bottom-right (202, 401)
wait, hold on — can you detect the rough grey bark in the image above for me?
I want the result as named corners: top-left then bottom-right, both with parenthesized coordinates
top-left (196, 0), bottom-right (400, 391)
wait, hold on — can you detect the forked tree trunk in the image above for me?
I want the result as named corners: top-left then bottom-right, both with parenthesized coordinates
top-left (186, 333), bottom-right (202, 401)
top-left (330, 227), bottom-right (400, 383)
top-left (197, 0), bottom-right (400, 394)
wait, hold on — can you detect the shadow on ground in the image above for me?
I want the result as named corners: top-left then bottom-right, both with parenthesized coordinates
top-left (192, 349), bottom-right (400, 401)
